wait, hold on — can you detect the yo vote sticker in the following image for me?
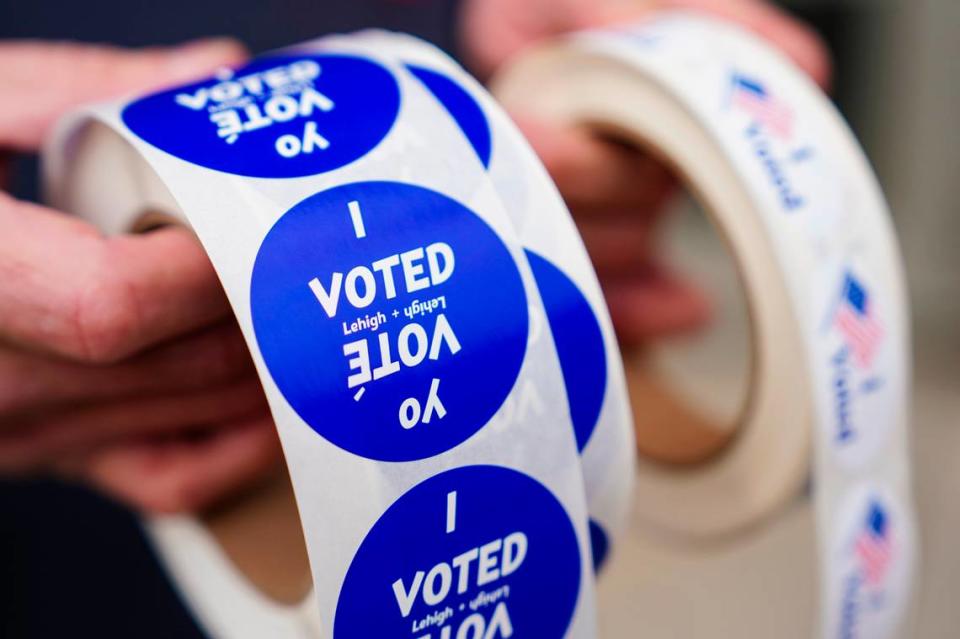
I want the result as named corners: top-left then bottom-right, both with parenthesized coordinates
top-left (122, 54), bottom-right (400, 178)
top-left (334, 465), bottom-right (581, 638)
top-left (250, 181), bottom-right (528, 461)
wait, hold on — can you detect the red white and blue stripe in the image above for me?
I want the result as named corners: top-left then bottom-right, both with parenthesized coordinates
top-left (730, 73), bottom-right (794, 140)
top-left (835, 273), bottom-right (885, 368)
top-left (856, 501), bottom-right (893, 588)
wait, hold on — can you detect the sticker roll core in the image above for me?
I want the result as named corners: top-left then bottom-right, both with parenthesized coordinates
top-left (494, 12), bottom-right (917, 638)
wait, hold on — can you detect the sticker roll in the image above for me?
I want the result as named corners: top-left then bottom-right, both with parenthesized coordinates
top-left (494, 12), bottom-right (917, 638)
top-left (44, 30), bottom-right (636, 639)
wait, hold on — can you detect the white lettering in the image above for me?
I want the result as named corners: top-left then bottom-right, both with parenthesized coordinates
top-left (309, 273), bottom-right (343, 318)
top-left (345, 266), bottom-right (376, 309)
top-left (343, 340), bottom-right (371, 389)
top-left (393, 571), bottom-right (425, 618)
top-left (423, 563), bottom-right (452, 606)
top-left (477, 539), bottom-right (502, 587)
top-left (307, 244), bottom-right (456, 317)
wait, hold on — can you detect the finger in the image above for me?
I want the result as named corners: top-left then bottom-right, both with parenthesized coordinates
top-left (459, 0), bottom-right (568, 78)
top-left (662, 0), bottom-right (832, 88)
top-left (79, 416), bottom-right (282, 514)
top-left (511, 112), bottom-right (676, 209)
top-left (578, 216), bottom-right (657, 277)
top-left (0, 321), bottom-right (253, 419)
top-left (0, 38), bottom-right (247, 151)
top-left (0, 194), bottom-right (231, 363)
top-left (602, 264), bottom-right (712, 344)
top-left (0, 377), bottom-right (268, 471)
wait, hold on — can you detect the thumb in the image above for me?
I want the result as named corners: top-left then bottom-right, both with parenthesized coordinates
top-left (0, 38), bottom-right (247, 151)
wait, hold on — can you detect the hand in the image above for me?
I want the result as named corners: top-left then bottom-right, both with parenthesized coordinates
top-left (0, 40), bottom-right (282, 514)
top-left (460, 0), bottom-right (831, 345)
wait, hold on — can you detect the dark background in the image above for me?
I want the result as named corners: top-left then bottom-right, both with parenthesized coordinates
top-left (0, 1), bottom-right (858, 637)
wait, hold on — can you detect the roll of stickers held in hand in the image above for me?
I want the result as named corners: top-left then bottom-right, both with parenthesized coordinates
top-left (44, 12), bottom-right (917, 639)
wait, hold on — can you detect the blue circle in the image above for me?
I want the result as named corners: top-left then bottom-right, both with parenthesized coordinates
top-left (122, 54), bottom-right (400, 177)
top-left (335, 465), bottom-right (581, 638)
top-left (525, 250), bottom-right (607, 451)
top-left (250, 182), bottom-right (528, 461)
top-left (405, 64), bottom-right (492, 168)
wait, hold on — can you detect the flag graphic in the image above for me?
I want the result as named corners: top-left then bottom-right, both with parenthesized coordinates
top-left (856, 502), bottom-right (893, 588)
top-left (835, 273), bottom-right (884, 368)
top-left (730, 73), bottom-right (794, 140)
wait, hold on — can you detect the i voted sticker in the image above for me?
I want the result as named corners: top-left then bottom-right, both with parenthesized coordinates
top-left (122, 54), bottom-right (400, 178)
top-left (334, 465), bottom-right (581, 638)
top-left (251, 181), bottom-right (528, 461)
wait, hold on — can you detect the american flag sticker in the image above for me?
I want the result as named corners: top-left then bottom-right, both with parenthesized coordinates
top-left (856, 501), bottom-right (893, 588)
top-left (730, 73), bottom-right (794, 140)
top-left (835, 272), bottom-right (885, 368)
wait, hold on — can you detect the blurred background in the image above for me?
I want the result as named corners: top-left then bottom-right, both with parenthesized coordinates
top-left (1, 0), bottom-right (957, 637)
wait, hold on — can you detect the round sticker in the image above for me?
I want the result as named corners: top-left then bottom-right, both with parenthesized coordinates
top-left (821, 267), bottom-right (895, 470)
top-left (525, 250), bottom-right (607, 451)
top-left (826, 483), bottom-right (914, 639)
top-left (334, 465), bottom-right (581, 638)
top-left (122, 54), bottom-right (400, 178)
top-left (250, 181), bottom-right (528, 461)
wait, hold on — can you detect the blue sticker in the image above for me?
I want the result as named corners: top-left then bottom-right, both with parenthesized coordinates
top-left (525, 250), bottom-right (607, 451)
top-left (122, 54), bottom-right (400, 178)
top-left (406, 64), bottom-right (492, 168)
top-left (588, 519), bottom-right (610, 572)
top-left (250, 182), bottom-right (528, 462)
top-left (335, 465), bottom-right (581, 638)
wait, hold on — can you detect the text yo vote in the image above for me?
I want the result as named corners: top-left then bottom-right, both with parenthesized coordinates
top-left (251, 182), bottom-right (528, 461)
